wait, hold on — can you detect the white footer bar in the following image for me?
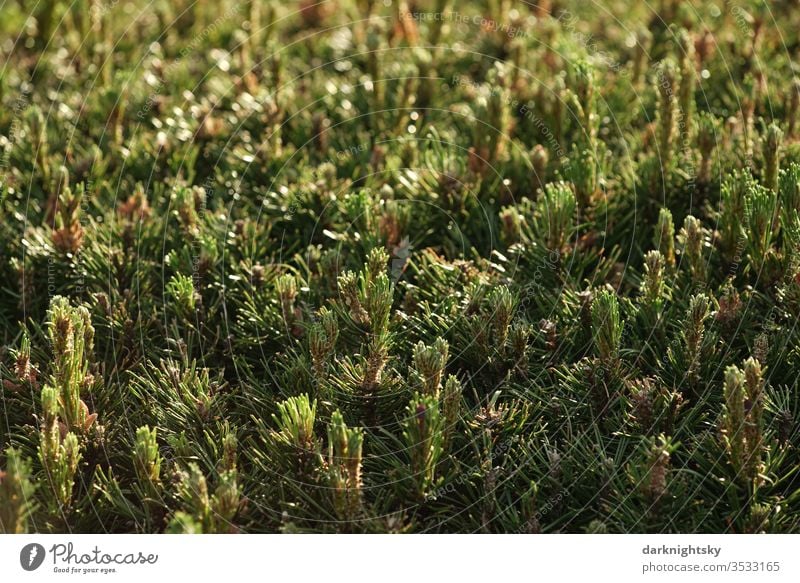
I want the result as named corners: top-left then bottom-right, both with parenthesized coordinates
top-left (1, 534), bottom-right (797, 582)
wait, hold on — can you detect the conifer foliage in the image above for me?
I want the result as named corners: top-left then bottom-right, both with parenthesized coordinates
top-left (2, 1), bottom-right (800, 533)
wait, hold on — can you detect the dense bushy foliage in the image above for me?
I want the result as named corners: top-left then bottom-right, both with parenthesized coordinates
top-left (2, 0), bottom-right (800, 533)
